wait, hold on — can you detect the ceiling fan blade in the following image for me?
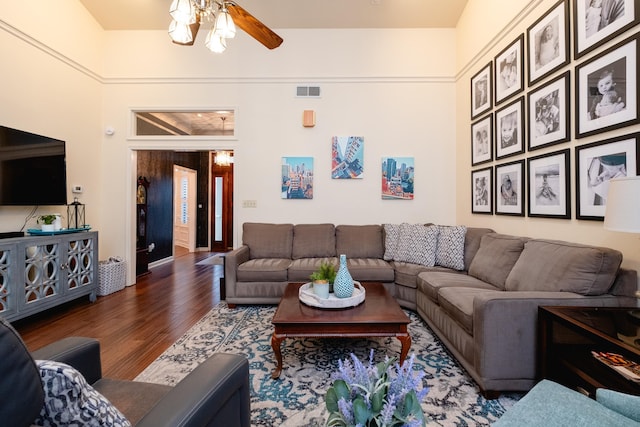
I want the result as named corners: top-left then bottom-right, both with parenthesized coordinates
top-left (227, 3), bottom-right (283, 50)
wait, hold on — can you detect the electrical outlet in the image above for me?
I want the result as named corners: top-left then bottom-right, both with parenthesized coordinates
top-left (242, 200), bottom-right (257, 208)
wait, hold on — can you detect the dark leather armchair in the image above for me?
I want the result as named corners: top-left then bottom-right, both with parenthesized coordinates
top-left (0, 317), bottom-right (250, 427)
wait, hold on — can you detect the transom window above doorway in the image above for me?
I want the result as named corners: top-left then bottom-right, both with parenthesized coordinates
top-left (134, 110), bottom-right (235, 137)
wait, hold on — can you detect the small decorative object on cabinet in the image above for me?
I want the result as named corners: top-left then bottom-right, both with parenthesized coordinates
top-left (333, 254), bottom-right (354, 298)
top-left (67, 197), bottom-right (86, 229)
top-left (136, 176), bottom-right (150, 277)
top-left (37, 214), bottom-right (58, 231)
top-left (0, 231), bottom-right (98, 321)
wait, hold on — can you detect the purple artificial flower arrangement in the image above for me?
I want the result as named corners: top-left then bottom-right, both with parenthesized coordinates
top-left (325, 350), bottom-right (429, 427)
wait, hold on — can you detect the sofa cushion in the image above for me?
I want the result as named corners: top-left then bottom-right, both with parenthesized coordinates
top-left (462, 227), bottom-right (495, 271)
top-left (292, 224), bottom-right (336, 259)
top-left (437, 287), bottom-right (500, 335)
top-left (35, 360), bottom-right (131, 427)
top-left (417, 271), bottom-right (499, 304)
top-left (336, 225), bottom-right (384, 259)
top-left (92, 378), bottom-right (171, 426)
top-left (243, 223), bottom-right (293, 259)
top-left (383, 223), bottom-right (402, 261)
top-left (505, 239), bottom-right (623, 295)
top-left (288, 257), bottom-right (338, 282)
top-left (468, 233), bottom-right (527, 290)
top-left (237, 258), bottom-right (291, 281)
top-left (494, 380), bottom-right (640, 427)
top-left (435, 225), bottom-right (467, 270)
top-left (394, 223), bottom-right (438, 266)
top-left (0, 317), bottom-right (44, 426)
top-left (392, 262), bottom-right (459, 289)
top-left (597, 389), bottom-right (640, 422)
top-left (346, 258), bottom-right (395, 282)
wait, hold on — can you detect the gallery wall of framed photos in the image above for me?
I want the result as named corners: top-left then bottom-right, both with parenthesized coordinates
top-left (470, 0), bottom-right (640, 221)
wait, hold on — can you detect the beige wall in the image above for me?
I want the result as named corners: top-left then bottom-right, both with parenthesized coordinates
top-left (455, 0), bottom-right (640, 279)
top-left (101, 28), bottom-right (458, 275)
top-left (1, 2), bottom-right (458, 284)
top-left (0, 1), bottom-right (103, 236)
top-left (2, 0), bottom-right (639, 288)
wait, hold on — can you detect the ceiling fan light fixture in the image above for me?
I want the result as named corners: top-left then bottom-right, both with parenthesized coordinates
top-left (214, 8), bottom-right (236, 39)
top-left (167, 0), bottom-right (282, 52)
top-left (169, 0), bottom-right (196, 24)
top-left (205, 28), bottom-right (227, 53)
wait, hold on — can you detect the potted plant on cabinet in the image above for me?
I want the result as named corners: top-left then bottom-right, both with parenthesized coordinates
top-left (37, 214), bottom-right (58, 232)
top-left (309, 262), bottom-right (337, 299)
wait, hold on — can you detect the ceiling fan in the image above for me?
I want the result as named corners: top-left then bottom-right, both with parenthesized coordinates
top-left (168, 0), bottom-right (283, 53)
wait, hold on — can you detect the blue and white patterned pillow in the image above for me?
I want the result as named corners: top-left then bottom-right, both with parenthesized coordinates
top-left (383, 223), bottom-right (402, 261)
top-left (34, 360), bottom-right (131, 427)
top-left (435, 225), bottom-right (467, 270)
top-left (394, 223), bottom-right (439, 266)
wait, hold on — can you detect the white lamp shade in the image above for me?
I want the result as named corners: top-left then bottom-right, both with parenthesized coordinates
top-left (168, 20), bottom-right (193, 44)
top-left (205, 29), bottom-right (227, 53)
top-left (603, 176), bottom-right (640, 232)
top-left (170, 0), bottom-right (196, 24)
top-left (214, 11), bottom-right (236, 39)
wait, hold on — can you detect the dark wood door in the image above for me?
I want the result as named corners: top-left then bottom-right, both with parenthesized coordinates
top-left (211, 157), bottom-right (233, 252)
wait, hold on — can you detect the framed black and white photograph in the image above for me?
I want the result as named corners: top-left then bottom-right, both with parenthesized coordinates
top-left (574, 0), bottom-right (639, 58)
top-left (575, 133), bottom-right (639, 220)
top-left (495, 34), bottom-right (524, 105)
top-left (527, 71), bottom-right (571, 151)
top-left (495, 160), bottom-right (525, 216)
top-left (471, 114), bottom-right (493, 166)
top-left (495, 96), bottom-right (525, 160)
top-left (576, 33), bottom-right (639, 138)
top-left (528, 148), bottom-right (571, 218)
top-left (472, 167), bottom-right (493, 214)
top-left (527, 0), bottom-right (570, 86)
top-left (471, 62), bottom-right (493, 119)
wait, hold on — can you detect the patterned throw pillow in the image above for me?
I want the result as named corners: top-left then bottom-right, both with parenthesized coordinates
top-left (435, 225), bottom-right (467, 270)
top-left (34, 360), bottom-right (131, 427)
top-left (394, 223), bottom-right (439, 266)
top-left (383, 224), bottom-right (402, 260)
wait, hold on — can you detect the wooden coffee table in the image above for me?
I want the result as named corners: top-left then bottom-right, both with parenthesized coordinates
top-left (270, 282), bottom-right (411, 379)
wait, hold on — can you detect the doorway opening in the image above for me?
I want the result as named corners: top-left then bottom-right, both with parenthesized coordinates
top-left (173, 165), bottom-right (197, 255)
top-left (211, 151), bottom-right (234, 252)
top-left (134, 149), bottom-right (234, 270)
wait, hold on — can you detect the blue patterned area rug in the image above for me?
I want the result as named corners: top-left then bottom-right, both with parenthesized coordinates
top-left (135, 303), bottom-right (521, 426)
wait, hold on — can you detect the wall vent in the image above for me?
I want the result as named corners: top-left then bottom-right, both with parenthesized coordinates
top-left (296, 85), bottom-right (321, 98)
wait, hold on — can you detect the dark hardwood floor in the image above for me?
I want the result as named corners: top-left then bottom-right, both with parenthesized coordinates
top-left (13, 251), bottom-right (222, 380)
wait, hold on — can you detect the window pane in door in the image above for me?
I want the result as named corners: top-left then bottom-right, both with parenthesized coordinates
top-left (214, 177), bottom-right (223, 241)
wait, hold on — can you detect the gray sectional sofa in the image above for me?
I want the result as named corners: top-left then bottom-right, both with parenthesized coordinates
top-left (224, 222), bottom-right (638, 397)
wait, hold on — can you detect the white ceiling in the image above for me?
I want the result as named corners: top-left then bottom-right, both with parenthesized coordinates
top-left (79, 0), bottom-right (468, 31)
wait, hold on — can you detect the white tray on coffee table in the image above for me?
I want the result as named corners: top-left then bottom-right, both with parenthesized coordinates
top-left (298, 281), bottom-right (365, 309)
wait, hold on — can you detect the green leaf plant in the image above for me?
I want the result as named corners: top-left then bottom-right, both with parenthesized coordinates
top-left (309, 261), bottom-right (337, 284)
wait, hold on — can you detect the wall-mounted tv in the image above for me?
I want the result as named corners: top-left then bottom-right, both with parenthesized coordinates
top-left (0, 125), bottom-right (67, 206)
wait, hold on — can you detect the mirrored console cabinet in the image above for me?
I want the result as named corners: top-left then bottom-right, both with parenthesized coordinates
top-left (0, 231), bottom-right (98, 322)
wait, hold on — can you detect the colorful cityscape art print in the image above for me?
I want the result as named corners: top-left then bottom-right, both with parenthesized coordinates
top-left (331, 136), bottom-right (364, 179)
top-left (382, 157), bottom-right (414, 200)
top-left (281, 157), bottom-right (314, 199)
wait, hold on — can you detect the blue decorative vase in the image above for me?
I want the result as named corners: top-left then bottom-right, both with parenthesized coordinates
top-left (333, 254), bottom-right (354, 298)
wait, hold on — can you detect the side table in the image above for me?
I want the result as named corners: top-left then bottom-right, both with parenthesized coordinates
top-left (538, 306), bottom-right (640, 398)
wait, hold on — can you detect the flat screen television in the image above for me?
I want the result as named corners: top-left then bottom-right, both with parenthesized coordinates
top-left (0, 125), bottom-right (67, 206)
